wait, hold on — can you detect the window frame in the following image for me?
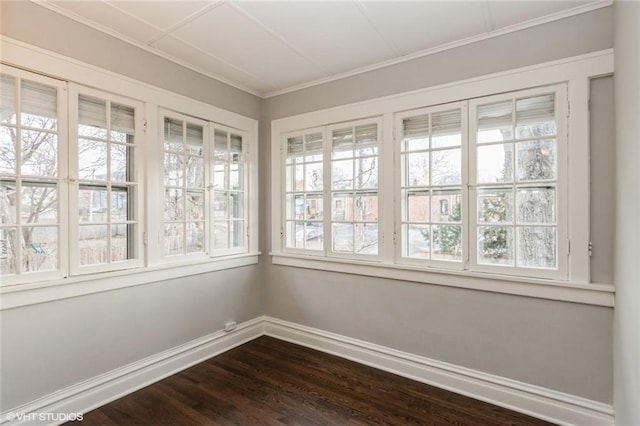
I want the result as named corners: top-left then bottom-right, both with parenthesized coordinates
top-left (0, 39), bottom-right (260, 309)
top-left (68, 83), bottom-right (146, 276)
top-left (271, 50), bottom-right (614, 306)
top-left (0, 65), bottom-right (68, 286)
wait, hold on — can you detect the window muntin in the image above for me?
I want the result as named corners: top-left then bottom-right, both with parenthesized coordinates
top-left (400, 106), bottom-right (465, 265)
top-left (0, 72), bottom-right (64, 282)
top-left (330, 123), bottom-right (379, 256)
top-left (71, 87), bottom-right (144, 274)
top-left (162, 114), bottom-right (206, 257)
top-left (470, 89), bottom-right (564, 277)
top-left (212, 128), bottom-right (247, 254)
top-left (284, 130), bottom-right (325, 251)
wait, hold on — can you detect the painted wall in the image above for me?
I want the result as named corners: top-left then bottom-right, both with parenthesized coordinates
top-left (613, 1), bottom-right (640, 424)
top-left (262, 7), bottom-right (615, 402)
top-left (0, 1), bottom-right (263, 411)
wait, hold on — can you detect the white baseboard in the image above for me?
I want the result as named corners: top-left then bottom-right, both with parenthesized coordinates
top-left (263, 316), bottom-right (614, 426)
top-left (1, 316), bottom-right (614, 426)
top-left (0, 317), bottom-right (264, 426)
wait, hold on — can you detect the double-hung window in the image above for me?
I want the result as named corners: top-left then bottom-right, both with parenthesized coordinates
top-left (70, 86), bottom-right (144, 274)
top-left (283, 119), bottom-right (381, 258)
top-left (160, 109), bottom-right (250, 260)
top-left (0, 68), bottom-right (66, 284)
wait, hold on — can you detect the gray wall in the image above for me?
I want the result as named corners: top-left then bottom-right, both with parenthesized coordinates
top-left (262, 7), bottom-right (614, 402)
top-left (0, 1), bottom-right (263, 411)
top-left (613, 1), bottom-right (640, 425)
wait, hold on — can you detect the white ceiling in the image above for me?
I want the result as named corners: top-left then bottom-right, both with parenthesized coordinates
top-left (38, 0), bottom-right (608, 98)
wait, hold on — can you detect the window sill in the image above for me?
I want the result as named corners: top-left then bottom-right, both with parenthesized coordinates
top-left (0, 253), bottom-right (260, 310)
top-left (270, 253), bottom-right (614, 307)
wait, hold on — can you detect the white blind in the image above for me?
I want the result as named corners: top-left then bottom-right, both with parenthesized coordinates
top-left (432, 109), bottom-right (461, 135)
top-left (516, 94), bottom-right (555, 124)
top-left (477, 101), bottom-right (512, 129)
top-left (0, 75), bottom-right (16, 121)
top-left (403, 114), bottom-right (429, 138)
top-left (80, 95), bottom-right (135, 134)
top-left (22, 80), bottom-right (57, 119)
top-left (355, 124), bottom-right (377, 147)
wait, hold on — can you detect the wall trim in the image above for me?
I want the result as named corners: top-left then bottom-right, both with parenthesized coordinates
top-left (1, 316), bottom-right (614, 425)
top-left (263, 317), bottom-right (614, 426)
top-left (0, 317), bottom-right (264, 426)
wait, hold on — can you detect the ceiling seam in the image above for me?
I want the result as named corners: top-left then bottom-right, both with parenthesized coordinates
top-left (144, 0), bottom-right (226, 45)
top-left (352, 0), bottom-right (404, 57)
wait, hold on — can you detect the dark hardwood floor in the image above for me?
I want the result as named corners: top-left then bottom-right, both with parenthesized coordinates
top-left (78, 336), bottom-right (554, 425)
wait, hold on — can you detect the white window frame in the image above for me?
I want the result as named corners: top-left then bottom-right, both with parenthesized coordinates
top-left (0, 65), bottom-right (69, 286)
top-left (68, 83), bottom-right (146, 276)
top-left (271, 50), bottom-right (614, 307)
top-left (394, 101), bottom-right (469, 271)
top-left (468, 84), bottom-right (568, 281)
top-left (0, 37), bottom-right (259, 310)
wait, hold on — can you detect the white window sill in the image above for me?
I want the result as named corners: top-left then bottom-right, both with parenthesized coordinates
top-left (270, 253), bottom-right (614, 307)
top-left (0, 253), bottom-right (260, 310)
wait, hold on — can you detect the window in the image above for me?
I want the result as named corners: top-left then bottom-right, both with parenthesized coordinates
top-left (0, 70), bottom-right (65, 284)
top-left (283, 119), bottom-right (381, 258)
top-left (71, 88), bottom-right (144, 274)
top-left (276, 86), bottom-right (567, 281)
top-left (162, 113), bottom-right (206, 257)
top-left (160, 110), bottom-right (251, 260)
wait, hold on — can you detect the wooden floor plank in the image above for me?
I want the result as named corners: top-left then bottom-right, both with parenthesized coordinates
top-left (77, 336), bottom-right (555, 425)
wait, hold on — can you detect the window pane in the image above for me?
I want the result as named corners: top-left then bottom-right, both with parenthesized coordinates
top-left (286, 194), bottom-right (303, 220)
top-left (405, 190), bottom-right (429, 222)
top-left (0, 126), bottom-right (16, 174)
top-left (164, 117), bottom-right (184, 152)
top-left (433, 225), bottom-right (462, 261)
top-left (0, 75), bottom-right (16, 125)
top-left (112, 223), bottom-right (133, 262)
top-left (111, 103), bottom-right (134, 135)
top-left (293, 164), bottom-right (304, 192)
top-left (186, 191), bottom-right (205, 221)
top-left (332, 128), bottom-right (352, 159)
top-left (516, 94), bottom-right (556, 139)
top-left (431, 148), bottom-right (461, 185)
top-left (79, 224), bottom-right (108, 265)
top-left (286, 221), bottom-right (304, 249)
top-left (78, 96), bottom-right (107, 138)
top-left (305, 133), bottom-right (323, 162)
top-left (355, 194), bottom-right (377, 222)
top-left (213, 192), bottom-right (227, 219)
top-left (355, 157), bottom-right (377, 189)
top-left (230, 134), bottom-right (242, 160)
top-left (432, 109), bottom-right (461, 148)
top-left (231, 220), bottom-right (244, 248)
top-left (286, 135), bottom-right (303, 163)
top-left (304, 195), bottom-right (322, 221)
top-left (405, 224), bottom-right (430, 258)
top-left (403, 114), bottom-right (429, 151)
top-left (164, 223), bottom-right (184, 256)
top-left (431, 190), bottom-right (460, 223)
top-left (1, 182), bottom-right (17, 223)
top-left (355, 124), bottom-right (377, 157)
top-left (111, 186), bottom-right (131, 222)
top-left (186, 222), bottom-right (204, 253)
top-left (332, 159), bottom-right (353, 190)
top-left (186, 123), bottom-right (203, 156)
top-left (355, 223), bottom-right (377, 254)
top-left (78, 139), bottom-right (107, 181)
top-left (517, 227), bottom-right (556, 268)
top-left (21, 80), bottom-right (57, 130)
top-left (477, 144), bottom-right (513, 183)
top-left (79, 187), bottom-right (108, 223)
top-left (21, 183), bottom-right (57, 223)
top-left (332, 193), bottom-right (352, 221)
top-left (213, 221), bottom-right (229, 250)
top-left (478, 188), bottom-right (513, 224)
top-left (304, 223), bottom-right (323, 250)
top-left (111, 143), bottom-right (129, 182)
top-left (164, 188), bottom-right (184, 221)
top-left (405, 152), bottom-right (429, 186)
top-left (21, 130), bottom-right (57, 177)
top-left (186, 156), bottom-right (204, 187)
top-left (305, 163), bottom-right (323, 191)
top-left (478, 226), bottom-right (513, 266)
top-left (231, 192), bottom-right (244, 219)
top-left (477, 101), bottom-right (513, 143)
top-left (332, 223), bottom-right (353, 252)
top-left (164, 153), bottom-right (183, 187)
top-left (213, 161), bottom-right (227, 189)
top-left (230, 163), bottom-right (243, 190)
top-left (22, 226), bottom-right (57, 272)
top-left (517, 187), bottom-right (556, 224)
top-left (0, 227), bottom-right (17, 274)
top-left (516, 139), bottom-right (556, 181)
